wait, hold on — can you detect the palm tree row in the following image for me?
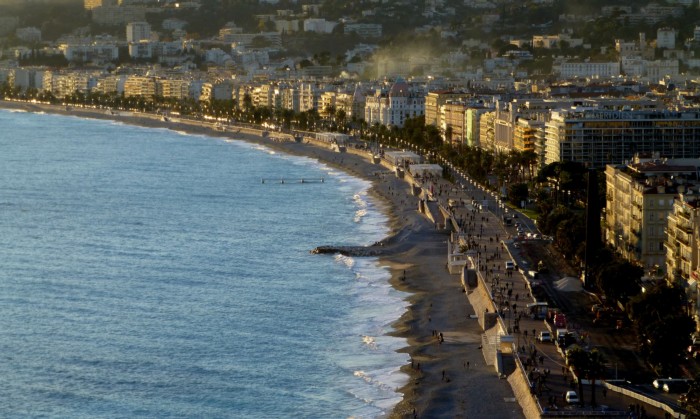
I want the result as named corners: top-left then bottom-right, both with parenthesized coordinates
top-left (2, 83), bottom-right (541, 201)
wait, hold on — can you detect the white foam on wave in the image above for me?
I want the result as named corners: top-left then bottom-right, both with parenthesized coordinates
top-left (349, 366), bottom-right (407, 416)
top-left (354, 208), bottom-right (368, 223)
top-left (332, 257), bottom-right (410, 417)
top-left (362, 335), bottom-right (377, 350)
top-left (334, 253), bottom-right (355, 269)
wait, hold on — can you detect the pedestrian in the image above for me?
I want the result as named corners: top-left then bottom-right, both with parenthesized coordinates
top-left (467, 361), bottom-right (470, 370)
top-left (602, 387), bottom-right (607, 398)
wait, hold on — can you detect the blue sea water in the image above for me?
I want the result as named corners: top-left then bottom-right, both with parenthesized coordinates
top-left (0, 110), bottom-right (409, 418)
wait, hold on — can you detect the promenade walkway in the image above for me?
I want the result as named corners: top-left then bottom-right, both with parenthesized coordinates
top-left (409, 163), bottom-right (674, 418)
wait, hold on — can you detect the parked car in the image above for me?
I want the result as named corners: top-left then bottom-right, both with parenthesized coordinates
top-left (565, 390), bottom-right (579, 404)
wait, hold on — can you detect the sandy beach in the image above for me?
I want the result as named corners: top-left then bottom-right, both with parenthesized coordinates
top-left (0, 101), bottom-right (523, 418)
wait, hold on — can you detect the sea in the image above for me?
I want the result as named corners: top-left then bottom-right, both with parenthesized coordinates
top-left (0, 109), bottom-right (409, 418)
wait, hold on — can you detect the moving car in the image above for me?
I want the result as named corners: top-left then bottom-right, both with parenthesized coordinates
top-left (505, 261), bottom-right (515, 271)
top-left (537, 331), bottom-right (551, 343)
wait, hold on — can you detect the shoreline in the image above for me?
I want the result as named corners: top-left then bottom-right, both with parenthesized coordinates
top-left (1, 100), bottom-right (521, 418)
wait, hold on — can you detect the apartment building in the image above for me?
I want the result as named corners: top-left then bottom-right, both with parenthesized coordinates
top-left (16, 27), bottom-right (42, 43)
top-left (344, 23), bottom-right (382, 38)
top-left (95, 74), bottom-right (127, 95)
top-left (656, 27), bottom-right (677, 49)
top-left (558, 61), bottom-right (620, 79)
top-left (201, 80), bottom-right (235, 103)
top-left (544, 108), bottom-right (700, 168)
top-left (225, 32), bottom-right (282, 48)
top-left (478, 111), bottom-right (495, 150)
top-left (127, 22), bottom-right (151, 43)
top-left (60, 43), bottom-right (119, 63)
top-left (424, 90), bottom-right (471, 126)
top-left (465, 105), bottom-right (490, 148)
top-left (124, 75), bottom-right (157, 97)
top-left (605, 157), bottom-right (699, 269)
top-left (666, 193), bottom-right (700, 286)
top-left (43, 71), bottom-right (97, 98)
top-left (513, 118), bottom-right (543, 153)
top-left (8, 68), bottom-right (45, 91)
top-left (440, 101), bottom-right (467, 145)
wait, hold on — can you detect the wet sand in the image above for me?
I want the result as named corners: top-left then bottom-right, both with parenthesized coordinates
top-left (0, 101), bottom-right (523, 418)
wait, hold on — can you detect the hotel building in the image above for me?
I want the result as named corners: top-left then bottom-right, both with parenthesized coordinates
top-left (545, 109), bottom-right (700, 168)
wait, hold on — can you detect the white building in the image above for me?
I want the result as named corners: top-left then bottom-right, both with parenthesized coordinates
top-left (16, 27), bottom-right (42, 43)
top-left (657, 27), bottom-right (676, 49)
top-left (60, 43), bottom-right (119, 63)
top-left (128, 41), bottom-right (152, 59)
top-left (127, 21), bottom-right (151, 43)
top-left (303, 18), bottom-right (337, 34)
top-left (558, 61), bottom-right (620, 79)
top-left (344, 23), bottom-right (382, 38)
top-left (364, 78), bottom-right (425, 128)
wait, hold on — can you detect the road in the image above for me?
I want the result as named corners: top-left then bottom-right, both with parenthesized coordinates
top-left (439, 164), bottom-right (683, 417)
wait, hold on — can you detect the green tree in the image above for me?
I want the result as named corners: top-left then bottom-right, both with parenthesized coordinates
top-left (594, 260), bottom-right (642, 303)
top-left (566, 345), bottom-right (589, 406)
top-left (507, 183), bottom-right (529, 206)
top-left (588, 349), bottom-right (607, 407)
top-left (681, 375), bottom-right (700, 415)
top-left (628, 283), bottom-right (696, 374)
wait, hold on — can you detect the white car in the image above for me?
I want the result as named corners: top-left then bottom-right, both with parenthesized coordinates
top-left (565, 390), bottom-right (579, 404)
top-left (505, 261), bottom-right (515, 271)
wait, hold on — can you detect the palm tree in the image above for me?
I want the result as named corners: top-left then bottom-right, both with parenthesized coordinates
top-left (566, 345), bottom-right (589, 406)
top-left (588, 349), bottom-right (607, 407)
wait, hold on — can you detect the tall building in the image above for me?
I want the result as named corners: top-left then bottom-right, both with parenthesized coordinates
top-left (465, 105), bottom-right (490, 148)
top-left (513, 118), bottom-right (543, 153)
top-left (545, 108), bottom-right (700, 168)
top-left (605, 156), bottom-right (700, 269)
top-left (127, 22), bottom-right (151, 43)
top-left (666, 193), bottom-right (700, 286)
top-left (424, 90), bottom-right (471, 126)
top-left (665, 192), bottom-right (700, 328)
top-left (441, 101), bottom-right (467, 145)
top-left (124, 75), bottom-right (157, 97)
